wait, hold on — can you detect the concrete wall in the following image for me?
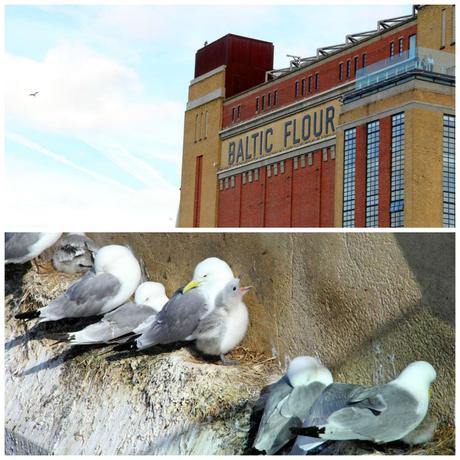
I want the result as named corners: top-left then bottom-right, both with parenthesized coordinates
top-left (88, 232), bottom-right (454, 423)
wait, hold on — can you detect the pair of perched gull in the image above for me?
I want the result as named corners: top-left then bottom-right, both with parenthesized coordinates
top-left (14, 243), bottom-right (251, 364)
top-left (253, 356), bottom-right (437, 455)
top-left (5, 232), bottom-right (98, 273)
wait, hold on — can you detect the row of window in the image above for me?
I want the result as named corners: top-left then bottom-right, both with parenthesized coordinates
top-left (443, 114), bottom-right (455, 227)
top-left (220, 148), bottom-right (336, 190)
top-left (339, 54), bottom-right (367, 81)
top-left (256, 90), bottom-right (278, 114)
top-left (294, 73), bottom-right (320, 98)
top-left (194, 111), bottom-right (208, 142)
top-left (342, 113), bottom-right (406, 228)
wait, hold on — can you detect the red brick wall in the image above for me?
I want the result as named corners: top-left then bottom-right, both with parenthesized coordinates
top-left (378, 117), bottom-right (392, 227)
top-left (223, 24), bottom-right (417, 128)
top-left (217, 176), bottom-right (241, 227)
top-left (218, 152), bottom-right (336, 227)
top-left (319, 148), bottom-right (336, 227)
top-left (240, 170), bottom-right (265, 227)
top-left (264, 161), bottom-right (292, 227)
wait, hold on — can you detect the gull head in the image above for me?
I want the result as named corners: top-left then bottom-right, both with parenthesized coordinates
top-left (94, 245), bottom-right (141, 279)
top-left (221, 278), bottom-right (252, 308)
top-left (135, 281), bottom-right (168, 312)
top-left (183, 257), bottom-right (234, 295)
top-left (287, 356), bottom-right (333, 387)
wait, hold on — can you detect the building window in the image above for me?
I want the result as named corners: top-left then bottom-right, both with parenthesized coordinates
top-left (389, 41), bottom-right (395, 58)
top-left (273, 90), bottom-right (278, 105)
top-left (441, 8), bottom-right (447, 48)
top-left (315, 72), bottom-right (319, 90)
top-left (343, 128), bottom-right (357, 227)
top-left (255, 97), bottom-right (259, 113)
top-left (204, 111), bottom-right (208, 139)
top-left (268, 93), bottom-right (272, 107)
top-left (409, 34), bottom-right (416, 58)
top-left (362, 53), bottom-right (367, 68)
top-left (254, 168), bottom-right (259, 181)
top-left (443, 114), bottom-right (455, 227)
top-left (353, 56), bottom-right (359, 75)
top-left (194, 113), bottom-right (199, 142)
top-left (339, 62), bottom-right (343, 81)
top-left (231, 108), bottom-right (236, 123)
top-left (301, 78), bottom-right (306, 96)
top-left (390, 113), bottom-right (405, 227)
top-left (261, 95), bottom-right (265, 111)
top-left (346, 59), bottom-right (351, 78)
top-left (199, 112), bottom-right (203, 140)
top-left (308, 75), bottom-right (312, 93)
top-left (236, 105), bottom-right (240, 120)
top-left (366, 120), bottom-right (380, 227)
top-left (230, 176), bottom-right (235, 188)
top-left (295, 81), bottom-right (299, 97)
top-left (398, 37), bottom-right (404, 54)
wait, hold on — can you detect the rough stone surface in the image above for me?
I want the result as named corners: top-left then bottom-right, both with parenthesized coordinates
top-left (5, 233), bottom-right (455, 454)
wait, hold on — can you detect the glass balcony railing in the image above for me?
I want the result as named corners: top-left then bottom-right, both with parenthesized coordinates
top-left (355, 47), bottom-right (455, 90)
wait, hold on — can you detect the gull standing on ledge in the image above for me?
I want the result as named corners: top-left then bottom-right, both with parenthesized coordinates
top-left (253, 356), bottom-right (333, 454)
top-left (112, 257), bottom-right (235, 360)
top-left (290, 361), bottom-right (437, 454)
top-left (15, 245), bottom-right (141, 322)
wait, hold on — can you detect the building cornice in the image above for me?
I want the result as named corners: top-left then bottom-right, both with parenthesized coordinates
top-left (189, 64), bottom-right (226, 86)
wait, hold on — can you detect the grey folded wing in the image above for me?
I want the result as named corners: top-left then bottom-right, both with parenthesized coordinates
top-left (136, 288), bottom-right (208, 349)
top-left (325, 384), bottom-right (419, 442)
top-left (102, 302), bottom-right (155, 336)
top-left (254, 376), bottom-right (296, 454)
top-left (44, 271), bottom-right (121, 319)
top-left (5, 232), bottom-right (40, 261)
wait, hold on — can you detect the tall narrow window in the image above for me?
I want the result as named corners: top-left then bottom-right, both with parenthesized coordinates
top-left (301, 78), bottom-right (306, 96)
top-left (237, 105), bottom-right (240, 120)
top-left (255, 97), bottom-right (259, 113)
top-left (443, 114), bottom-right (455, 227)
top-left (295, 81), bottom-right (299, 97)
top-left (390, 113), bottom-right (405, 227)
top-left (193, 155), bottom-right (203, 227)
top-left (199, 112), bottom-right (203, 140)
top-left (274, 90), bottom-right (278, 105)
top-left (268, 93), bottom-right (272, 107)
top-left (343, 128), bottom-right (357, 227)
top-left (409, 34), bottom-right (416, 57)
top-left (194, 113), bottom-right (199, 142)
top-left (353, 56), bottom-right (359, 75)
top-left (362, 53), bottom-right (367, 68)
top-left (308, 75), bottom-right (312, 93)
top-left (346, 60), bottom-right (351, 78)
top-left (204, 111), bottom-right (208, 139)
top-left (366, 121), bottom-right (380, 227)
top-left (338, 62), bottom-right (343, 81)
top-left (261, 95), bottom-right (265, 111)
top-left (389, 41), bottom-right (395, 58)
top-left (315, 72), bottom-right (319, 90)
top-left (441, 8), bottom-right (447, 48)
top-left (232, 108), bottom-right (236, 123)
top-left (398, 37), bottom-right (404, 54)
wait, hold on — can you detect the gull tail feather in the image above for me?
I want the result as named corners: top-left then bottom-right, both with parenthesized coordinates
top-left (15, 310), bottom-right (40, 320)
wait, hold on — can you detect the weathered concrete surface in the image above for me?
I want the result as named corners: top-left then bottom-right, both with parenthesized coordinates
top-left (5, 233), bottom-right (455, 454)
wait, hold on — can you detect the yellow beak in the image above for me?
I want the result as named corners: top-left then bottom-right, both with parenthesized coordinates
top-left (183, 280), bottom-right (201, 293)
top-left (428, 387), bottom-right (433, 399)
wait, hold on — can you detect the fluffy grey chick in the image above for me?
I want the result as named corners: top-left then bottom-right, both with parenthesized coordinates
top-left (52, 233), bottom-right (99, 273)
top-left (192, 277), bottom-right (251, 365)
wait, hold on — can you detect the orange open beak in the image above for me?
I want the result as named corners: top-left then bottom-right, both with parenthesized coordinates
top-left (239, 286), bottom-right (253, 295)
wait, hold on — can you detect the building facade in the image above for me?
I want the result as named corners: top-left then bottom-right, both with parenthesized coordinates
top-left (178, 5), bottom-right (455, 227)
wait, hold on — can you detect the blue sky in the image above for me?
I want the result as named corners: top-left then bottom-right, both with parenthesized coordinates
top-left (4, 4), bottom-right (412, 229)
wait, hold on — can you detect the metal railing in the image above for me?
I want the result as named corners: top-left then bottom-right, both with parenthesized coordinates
top-left (355, 47), bottom-right (455, 89)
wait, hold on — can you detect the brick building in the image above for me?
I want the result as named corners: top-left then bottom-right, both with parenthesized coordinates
top-left (178, 5), bottom-right (455, 227)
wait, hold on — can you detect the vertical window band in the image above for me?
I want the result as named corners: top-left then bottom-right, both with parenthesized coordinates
top-left (343, 128), bottom-right (357, 227)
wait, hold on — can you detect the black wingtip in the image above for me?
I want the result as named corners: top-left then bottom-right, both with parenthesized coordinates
top-left (15, 310), bottom-right (40, 320)
top-left (112, 341), bottom-right (138, 352)
top-left (46, 333), bottom-right (71, 342)
top-left (290, 426), bottom-right (324, 437)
